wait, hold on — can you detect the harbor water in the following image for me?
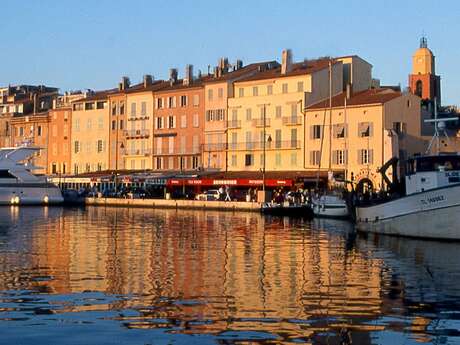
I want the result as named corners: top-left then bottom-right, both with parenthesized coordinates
top-left (0, 206), bottom-right (459, 344)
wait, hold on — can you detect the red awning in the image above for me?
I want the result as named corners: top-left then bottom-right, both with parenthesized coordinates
top-left (167, 178), bottom-right (292, 187)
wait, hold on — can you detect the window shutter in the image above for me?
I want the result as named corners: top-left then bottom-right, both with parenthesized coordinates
top-left (358, 150), bottom-right (362, 164)
top-left (369, 149), bottom-right (374, 164)
top-left (310, 125), bottom-right (313, 139)
top-left (320, 125), bottom-right (324, 138)
top-left (332, 150), bottom-right (337, 165)
top-left (369, 123), bottom-right (374, 137)
top-left (173, 116), bottom-right (176, 129)
top-left (344, 150), bottom-right (348, 165)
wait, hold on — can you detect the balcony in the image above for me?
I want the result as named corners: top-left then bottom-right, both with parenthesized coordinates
top-left (155, 146), bottom-right (201, 156)
top-left (127, 115), bottom-right (150, 121)
top-left (282, 116), bottom-right (302, 126)
top-left (252, 118), bottom-right (271, 127)
top-left (227, 120), bottom-right (241, 129)
top-left (228, 140), bottom-right (300, 151)
top-left (203, 143), bottom-right (227, 152)
top-left (123, 148), bottom-right (152, 156)
top-left (124, 129), bottom-right (150, 138)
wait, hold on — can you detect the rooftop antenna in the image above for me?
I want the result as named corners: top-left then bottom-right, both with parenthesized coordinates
top-left (420, 31), bottom-right (428, 48)
top-left (425, 98), bottom-right (457, 154)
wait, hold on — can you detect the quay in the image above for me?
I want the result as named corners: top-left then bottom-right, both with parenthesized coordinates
top-left (84, 197), bottom-right (262, 212)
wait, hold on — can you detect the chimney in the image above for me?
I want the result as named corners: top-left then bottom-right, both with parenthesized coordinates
top-left (219, 57), bottom-right (229, 74)
top-left (52, 98), bottom-right (57, 109)
top-left (119, 76), bottom-right (130, 90)
top-left (346, 83), bottom-right (353, 100)
top-left (33, 93), bottom-right (38, 114)
top-left (183, 64), bottom-right (193, 85)
top-left (143, 74), bottom-right (153, 88)
top-left (169, 68), bottom-right (178, 86)
top-left (236, 59), bottom-right (243, 70)
top-left (213, 66), bottom-right (219, 78)
top-left (281, 49), bottom-right (293, 75)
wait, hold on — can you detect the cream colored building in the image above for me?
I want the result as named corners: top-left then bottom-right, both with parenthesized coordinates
top-left (71, 91), bottom-right (111, 174)
top-left (305, 88), bottom-right (424, 191)
top-left (226, 50), bottom-right (355, 173)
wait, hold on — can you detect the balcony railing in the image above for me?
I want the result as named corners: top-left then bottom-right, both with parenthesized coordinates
top-left (203, 143), bottom-right (227, 151)
top-left (228, 140), bottom-right (301, 151)
top-left (124, 129), bottom-right (150, 138)
top-left (127, 115), bottom-right (150, 121)
top-left (282, 116), bottom-right (302, 126)
top-left (123, 148), bottom-right (152, 156)
top-left (155, 147), bottom-right (201, 156)
top-left (252, 118), bottom-right (271, 127)
top-left (227, 120), bottom-right (241, 129)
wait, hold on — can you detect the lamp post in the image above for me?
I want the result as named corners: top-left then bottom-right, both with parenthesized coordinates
top-left (261, 103), bottom-right (272, 199)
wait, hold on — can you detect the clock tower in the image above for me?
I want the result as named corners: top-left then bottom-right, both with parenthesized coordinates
top-left (409, 37), bottom-right (441, 104)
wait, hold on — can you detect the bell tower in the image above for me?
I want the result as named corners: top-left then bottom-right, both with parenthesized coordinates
top-left (409, 37), bottom-right (441, 104)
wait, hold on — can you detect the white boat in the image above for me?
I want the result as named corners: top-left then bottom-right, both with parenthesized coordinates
top-left (312, 194), bottom-right (349, 219)
top-left (0, 147), bottom-right (63, 205)
top-left (356, 154), bottom-right (460, 240)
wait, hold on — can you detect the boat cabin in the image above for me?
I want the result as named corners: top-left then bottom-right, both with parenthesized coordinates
top-left (405, 154), bottom-right (460, 195)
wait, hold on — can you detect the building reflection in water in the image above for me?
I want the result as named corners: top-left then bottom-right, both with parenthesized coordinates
top-left (0, 207), bottom-right (458, 344)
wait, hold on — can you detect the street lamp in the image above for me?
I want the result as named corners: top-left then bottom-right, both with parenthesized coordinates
top-left (261, 103), bottom-right (272, 200)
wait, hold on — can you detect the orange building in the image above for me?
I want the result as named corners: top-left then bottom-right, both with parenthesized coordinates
top-left (153, 66), bottom-right (205, 171)
top-left (10, 112), bottom-right (50, 174)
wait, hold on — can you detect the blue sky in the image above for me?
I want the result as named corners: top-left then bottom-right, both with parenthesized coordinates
top-left (1, 0), bottom-right (459, 105)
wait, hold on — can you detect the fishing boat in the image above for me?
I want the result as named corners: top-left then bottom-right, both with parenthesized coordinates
top-left (0, 146), bottom-right (63, 205)
top-left (312, 194), bottom-right (349, 219)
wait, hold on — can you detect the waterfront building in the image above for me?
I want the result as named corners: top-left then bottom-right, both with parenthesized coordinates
top-left (71, 90), bottom-right (113, 174)
top-left (202, 58), bottom-right (278, 171)
top-left (47, 92), bottom-right (84, 175)
top-left (123, 77), bottom-right (169, 170)
top-left (304, 88), bottom-right (424, 191)
top-left (0, 85), bottom-right (58, 148)
top-left (226, 50), bottom-right (372, 174)
top-left (107, 78), bottom-right (129, 171)
top-left (153, 66), bottom-right (205, 171)
top-left (10, 111), bottom-right (50, 174)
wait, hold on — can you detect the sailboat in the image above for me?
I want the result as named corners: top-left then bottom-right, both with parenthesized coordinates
top-left (311, 61), bottom-right (350, 219)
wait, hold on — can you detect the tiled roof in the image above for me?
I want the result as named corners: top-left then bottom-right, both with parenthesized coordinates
top-left (235, 58), bottom-right (337, 83)
top-left (203, 61), bottom-right (279, 84)
top-left (72, 88), bottom-right (118, 103)
top-left (306, 88), bottom-right (403, 110)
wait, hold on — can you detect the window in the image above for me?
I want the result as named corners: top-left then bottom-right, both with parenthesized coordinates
top-left (297, 81), bottom-right (304, 92)
top-left (111, 103), bottom-right (117, 116)
top-left (130, 102), bottom-right (136, 117)
top-left (96, 101), bottom-right (105, 109)
top-left (208, 89), bottom-right (213, 101)
top-left (193, 94), bottom-right (199, 106)
top-left (74, 141), bottom-right (80, 153)
top-left (359, 149), bottom-right (373, 165)
top-left (246, 108), bottom-right (252, 121)
top-left (168, 137), bottom-right (174, 154)
top-left (156, 117), bottom-right (163, 129)
top-left (180, 136), bottom-right (186, 154)
top-left (98, 117), bottom-right (104, 129)
top-left (282, 83), bottom-right (288, 93)
top-left (192, 156), bottom-right (199, 169)
top-left (120, 101), bottom-right (125, 115)
top-left (312, 125), bottom-right (322, 139)
top-left (156, 157), bottom-right (162, 169)
top-left (168, 115), bottom-right (175, 129)
top-left (74, 164), bottom-right (79, 174)
top-left (156, 137), bottom-right (162, 154)
top-left (112, 120), bottom-right (116, 130)
top-left (193, 114), bottom-right (199, 127)
top-left (333, 124), bottom-right (347, 138)
top-left (359, 122), bottom-right (373, 137)
top-left (218, 88), bottom-right (223, 98)
top-left (86, 119), bottom-right (92, 130)
top-left (333, 150), bottom-right (347, 165)
top-left (290, 128), bottom-right (297, 148)
top-left (231, 154), bottom-right (237, 167)
top-left (192, 135), bottom-right (199, 153)
top-left (19, 127), bottom-right (24, 136)
top-left (275, 129), bottom-right (282, 149)
top-left (74, 119), bottom-right (80, 131)
top-left (245, 154), bottom-right (253, 166)
top-left (290, 153), bottom-right (297, 166)
top-left (37, 126), bottom-right (42, 137)
top-left (267, 85), bottom-right (273, 95)
top-left (238, 88), bottom-right (244, 97)
top-left (310, 150), bottom-right (321, 165)
top-left (181, 115), bottom-right (187, 128)
top-left (231, 132), bottom-right (237, 150)
top-left (157, 98), bottom-right (163, 109)
top-left (290, 103), bottom-right (298, 117)
top-left (168, 96), bottom-right (176, 108)
top-left (393, 122), bottom-right (406, 135)
top-left (245, 131), bottom-right (252, 150)
top-left (119, 120), bottom-right (124, 130)
top-left (85, 102), bottom-right (94, 110)
top-left (73, 103), bottom-right (83, 111)
top-left (415, 80), bottom-right (423, 97)
top-left (180, 95), bottom-right (187, 107)
top-left (275, 153), bottom-right (281, 166)
top-left (51, 163), bottom-right (57, 174)
top-left (276, 106), bottom-right (282, 118)
top-left (141, 102), bottom-right (147, 116)
top-left (252, 86), bottom-right (258, 96)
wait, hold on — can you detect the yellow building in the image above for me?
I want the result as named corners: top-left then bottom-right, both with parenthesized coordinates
top-left (226, 50), bottom-right (352, 173)
top-left (305, 88), bottom-right (424, 191)
top-left (71, 90), bottom-right (112, 174)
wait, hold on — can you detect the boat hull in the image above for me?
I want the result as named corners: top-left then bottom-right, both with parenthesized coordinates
top-left (261, 204), bottom-right (314, 218)
top-left (312, 195), bottom-right (350, 219)
top-left (356, 183), bottom-right (460, 240)
top-left (0, 184), bottom-right (63, 205)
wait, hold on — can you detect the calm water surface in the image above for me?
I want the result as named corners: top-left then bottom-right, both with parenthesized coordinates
top-left (0, 206), bottom-right (459, 344)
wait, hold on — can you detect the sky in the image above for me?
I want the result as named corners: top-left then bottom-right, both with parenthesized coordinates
top-left (1, 0), bottom-right (459, 105)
